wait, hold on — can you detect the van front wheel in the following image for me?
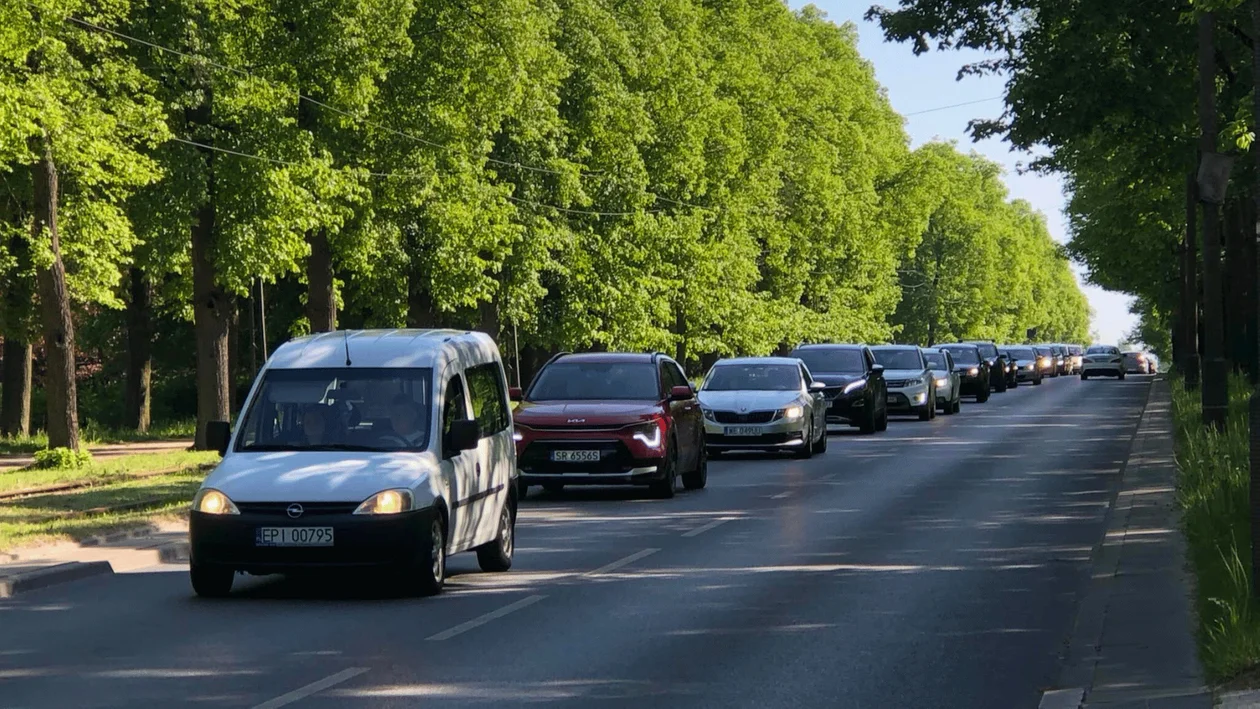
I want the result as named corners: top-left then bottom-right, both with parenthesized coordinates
top-left (404, 516), bottom-right (446, 596)
top-left (476, 502), bottom-right (515, 572)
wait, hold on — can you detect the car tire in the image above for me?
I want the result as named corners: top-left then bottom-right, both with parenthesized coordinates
top-left (1081, 373), bottom-right (1089, 380)
top-left (683, 444), bottom-right (708, 490)
top-left (876, 405), bottom-right (889, 431)
top-left (794, 423), bottom-right (814, 459)
top-left (650, 444), bottom-right (678, 499)
top-left (1034, 377), bottom-right (1043, 386)
top-left (859, 405), bottom-right (877, 434)
top-left (815, 426), bottom-right (829, 452)
top-left (190, 562), bottom-right (234, 598)
top-left (976, 387), bottom-right (990, 404)
top-left (476, 501), bottom-right (515, 572)
top-left (404, 516), bottom-right (446, 596)
top-left (1119, 372), bottom-right (1126, 380)
top-left (917, 396), bottom-right (932, 422)
top-left (953, 398), bottom-right (962, 414)
top-left (994, 377), bottom-right (1008, 393)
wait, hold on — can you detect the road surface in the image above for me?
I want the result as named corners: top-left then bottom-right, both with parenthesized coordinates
top-left (0, 376), bottom-right (1150, 709)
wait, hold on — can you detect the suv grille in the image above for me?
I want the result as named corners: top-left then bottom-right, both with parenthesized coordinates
top-left (712, 410), bottom-right (778, 424)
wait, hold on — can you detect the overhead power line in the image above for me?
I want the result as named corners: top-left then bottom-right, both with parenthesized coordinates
top-left (902, 96), bottom-right (1003, 117)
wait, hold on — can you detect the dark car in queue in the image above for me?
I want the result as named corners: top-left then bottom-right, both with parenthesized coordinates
top-left (1002, 345), bottom-right (1043, 385)
top-left (789, 344), bottom-right (889, 434)
top-left (937, 343), bottom-right (991, 403)
top-left (1032, 345), bottom-right (1056, 378)
top-left (960, 341), bottom-right (1010, 392)
top-left (510, 352), bottom-right (706, 499)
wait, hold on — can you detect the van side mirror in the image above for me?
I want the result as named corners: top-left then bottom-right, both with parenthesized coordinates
top-left (446, 419), bottom-right (481, 454)
top-left (870, 364), bottom-right (885, 377)
top-left (508, 386), bottom-right (523, 402)
top-left (205, 420), bottom-right (231, 456)
top-left (669, 385), bottom-right (693, 402)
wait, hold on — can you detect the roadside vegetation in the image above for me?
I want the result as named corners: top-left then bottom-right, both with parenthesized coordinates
top-left (0, 450), bottom-right (218, 496)
top-left (1173, 375), bottom-right (1257, 682)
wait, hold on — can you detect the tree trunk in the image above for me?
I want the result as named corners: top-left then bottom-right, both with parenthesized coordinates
top-left (1182, 173), bottom-right (1201, 387)
top-left (124, 267), bottom-right (153, 433)
top-left (0, 339), bottom-right (32, 438)
top-left (407, 278), bottom-right (440, 328)
top-left (228, 295), bottom-right (240, 411)
top-left (192, 156), bottom-right (231, 450)
top-left (1197, 10), bottom-right (1228, 429)
top-left (305, 229), bottom-right (336, 333)
top-left (32, 137), bottom-right (79, 451)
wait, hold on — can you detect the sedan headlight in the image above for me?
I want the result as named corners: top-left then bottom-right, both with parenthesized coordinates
top-left (192, 489), bottom-right (239, 515)
top-left (842, 379), bottom-right (866, 395)
top-left (702, 408), bottom-right (716, 422)
top-left (781, 405), bottom-right (804, 421)
top-left (354, 489), bottom-right (414, 515)
top-left (968, 367), bottom-right (980, 376)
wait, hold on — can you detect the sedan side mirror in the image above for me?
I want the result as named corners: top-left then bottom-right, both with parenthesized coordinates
top-left (446, 419), bottom-right (481, 454)
top-left (808, 381), bottom-right (827, 392)
top-left (669, 385), bottom-right (694, 402)
top-left (870, 364), bottom-right (885, 377)
top-left (205, 420), bottom-right (231, 457)
top-left (508, 386), bottom-right (523, 403)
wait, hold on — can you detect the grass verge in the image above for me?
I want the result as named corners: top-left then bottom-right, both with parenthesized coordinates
top-left (1174, 373), bottom-right (1259, 684)
top-left (0, 472), bottom-right (203, 552)
top-left (0, 419), bottom-right (196, 456)
top-left (0, 450), bottom-right (218, 495)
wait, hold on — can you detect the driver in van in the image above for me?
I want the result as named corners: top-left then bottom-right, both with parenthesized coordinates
top-left (382, 394), bottom-right (425, 448)
top-left (301, 405), bottom-right (335, 446)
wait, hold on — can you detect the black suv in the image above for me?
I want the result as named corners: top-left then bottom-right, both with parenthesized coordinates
top-left (962, 341), bottom-right (1010, 392)
top-left (789, 344), bottom-right (889, 434)
top-left (937, 343), bottom-right (992, 402)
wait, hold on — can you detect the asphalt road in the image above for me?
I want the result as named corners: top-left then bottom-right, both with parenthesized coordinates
top-left (0, 374), bottom-right (1152, 709)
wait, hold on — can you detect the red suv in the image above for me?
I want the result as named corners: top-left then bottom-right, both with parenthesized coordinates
top-left (510, 352), bottom-right (707, 499)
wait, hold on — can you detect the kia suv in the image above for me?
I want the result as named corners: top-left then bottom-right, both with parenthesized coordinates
top-left (510, 352), bottom-right (706, 499)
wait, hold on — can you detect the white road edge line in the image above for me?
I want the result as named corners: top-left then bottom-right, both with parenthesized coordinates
top-left (427, 594), bottom-right (547, 641)
top-left (682, 518), bottom-right (734, 538)
top-left (251, 667), bottom-right (369, 709)
top-left (584, 548), bottom-right (659, 577)
top-left (1038, 688), bottom-right (1084, 709)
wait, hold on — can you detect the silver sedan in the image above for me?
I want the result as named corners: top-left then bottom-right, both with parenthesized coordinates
top-left (698, 357), bottom-right (828, 459)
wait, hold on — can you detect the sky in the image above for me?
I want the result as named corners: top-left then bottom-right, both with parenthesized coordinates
top-left (794, 2), bottom-right (1137, 345)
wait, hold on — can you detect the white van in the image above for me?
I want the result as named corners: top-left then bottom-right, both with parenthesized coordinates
top-left (189, 329), bottom-right (518, 597)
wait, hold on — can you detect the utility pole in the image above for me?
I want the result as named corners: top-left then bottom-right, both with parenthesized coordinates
top-left (1249, 0), bottom-right (1260, 597)
top-left (1197, 10), bottom-right (1229, 429)
top-left (1183, 173), bottom-right (1200, 388)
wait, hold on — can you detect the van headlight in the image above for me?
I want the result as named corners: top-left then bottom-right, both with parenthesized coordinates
top-left (192, 489), bottom-right (239, 515)
top-left (354, 489), bottom-right (414, 515)
top-left (780, 405), bottom-right (804, 421)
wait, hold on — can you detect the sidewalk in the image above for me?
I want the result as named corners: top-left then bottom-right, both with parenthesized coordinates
top-left (0, 439), bottom-right (194, 473)
top-left (0, 522), bottom-right (188, 598)
top-left (1044, 378), bottom-right (1211, 708)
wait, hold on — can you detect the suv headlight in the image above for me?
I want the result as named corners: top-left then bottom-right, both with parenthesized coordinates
top-left (354, 489), bottom-right (414, 515)
top-left (935, 377), bottom-right (948, 387)
top-left (192, 489), bottom-right (239, 515)
top-left (630, 420), bottom-right (663, 449)
top-left (780, 405), bottom-right (804, 421)
top-left (842, 379), bottom-right (866, 395)
top-left (702, 407), bottom-right (716, 422)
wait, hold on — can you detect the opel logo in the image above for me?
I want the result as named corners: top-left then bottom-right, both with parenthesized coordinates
top-left (286, 503), bottom-right (304, 519)
top-left (739, 406), bottom-right (748, 413)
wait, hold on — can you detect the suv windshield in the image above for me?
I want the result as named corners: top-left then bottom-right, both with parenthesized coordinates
top-left (236, 368), bottom-right (432, 452)
top-left (791, 348), bottom-right (865, 374)
top-left (529, 361), bottom-right (660, 400)
top-left (872, 349), bottom-right (924, 370)
top-left (703, 363), bottom-right (802, 392)
top-left (939, 346), bottom-right (981, 365)
top-left (1006, 347), bottom-right (1036, 360)
top-left (923, 351), bottom-right (948, 369)
top-left (970, 343), bottom-right (999, 358)
top-left (1087, 345), bottom-right (1120, 355)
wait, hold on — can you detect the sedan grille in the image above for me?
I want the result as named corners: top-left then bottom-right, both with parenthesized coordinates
top-left (712, 410), bottom-right (778, 424)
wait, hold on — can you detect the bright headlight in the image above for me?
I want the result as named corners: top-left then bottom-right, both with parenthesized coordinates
top-left (935, 378), bottom-right (948, 387)
top-left (842, 379), bottom-right (866, 394)
top-left (781, 405), bottom-right (804, 421)
top-left (968, 367), bottom-right (980, 376)
top-left (354, 489), bottom-right (414, 515)
top-left (192, 489), bottom-right (239, 515)
top-left (631, 420), bottom-right (664, 449)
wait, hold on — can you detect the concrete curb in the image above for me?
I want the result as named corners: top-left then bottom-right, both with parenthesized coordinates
top-left (0, 561), bottom-right (114, 599)
top-left (1220, 690), bottom-right (1260, 708)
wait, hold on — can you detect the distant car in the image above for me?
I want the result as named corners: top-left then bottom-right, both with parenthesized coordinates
top-left (937, 343), bottom-right (991, 403)
top-left (511, 352), bottom-right (707, 498)
top-left (1082, 345), bottom-right (1126, 380)
top-left (1068, 345), bottom-right (1084, 374)
top-left (1038, 344), bottom-right (1062, 377)
top-left (961, 341), bottom-right (1010, 392)
top-left (922, 348), bottom-right (961, 414)
top-left (1032, 345), bottom-right (1056, 379)
top-left (1002, 345), bottom-right (1043, 386)
top-left (789, 344), bottom-right (889, 434)
top-left (1122, 351), bottom-right (1148, 374)
top-left (698, 357), bottom-right (829, 458)
top-left (871, 345), bottom-right (937, 420)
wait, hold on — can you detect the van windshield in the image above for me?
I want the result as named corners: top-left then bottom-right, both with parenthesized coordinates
top-left (235, 368), bottom-right (433, 452)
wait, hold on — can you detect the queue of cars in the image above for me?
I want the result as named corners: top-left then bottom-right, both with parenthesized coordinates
top-left (184, 329), bottom-right (1148, 598)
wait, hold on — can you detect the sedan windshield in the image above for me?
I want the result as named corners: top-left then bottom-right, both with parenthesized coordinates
top-left (529, 362), bottom-right (660, 400)
top-left (939, 346), bottom-right (981, 365)
top-left (1006, 347), bottom-right (1036, 360)
top-left (1087, 345), bottom-right (1120, 355)
top-left (236, 368), bottom-right (432, 452)
top-left (704, 364), bottom-right (802, 392)
top-left (872, 349), bottom-right (924, 370)
top-left (791, 348), bottom-right (865, 374)
top-left (923, 352), bottom-right (948, 369)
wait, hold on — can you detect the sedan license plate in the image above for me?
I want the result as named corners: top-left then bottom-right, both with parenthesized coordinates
top-left (551, 449), bottom-right (601, 463)
top-left (724, 426), bottom-right (762, 436)
top-left (255, 527), bottom-right (334, 547)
